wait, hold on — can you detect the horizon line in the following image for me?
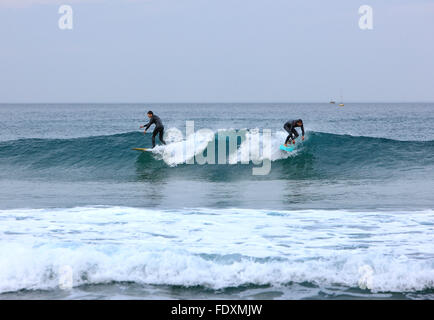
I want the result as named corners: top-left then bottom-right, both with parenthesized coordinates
top-left (1, 101), bottom-right (434, 105)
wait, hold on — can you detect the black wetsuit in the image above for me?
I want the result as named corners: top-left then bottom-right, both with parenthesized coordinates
top-left (144, 115), bottom-right (166, 148)
top-left (284, 120), bottom-right (304, 144)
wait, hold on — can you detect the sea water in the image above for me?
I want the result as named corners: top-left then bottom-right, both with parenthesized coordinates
top-left (0, 103), bottom-right (433, 299)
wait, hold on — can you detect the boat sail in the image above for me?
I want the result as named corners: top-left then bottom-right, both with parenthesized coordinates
top-left (339, 90), bottom-right (344, 106)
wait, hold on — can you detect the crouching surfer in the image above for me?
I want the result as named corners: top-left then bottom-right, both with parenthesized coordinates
top-left (284, 119), bottom-right (305, 146)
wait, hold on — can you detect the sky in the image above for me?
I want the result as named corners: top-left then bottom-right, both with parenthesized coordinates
top-left (0, 0), bottom-right (433, 103)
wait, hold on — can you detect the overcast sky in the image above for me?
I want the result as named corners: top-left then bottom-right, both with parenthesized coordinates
top-left (1, 0), bottom-right (433, 102)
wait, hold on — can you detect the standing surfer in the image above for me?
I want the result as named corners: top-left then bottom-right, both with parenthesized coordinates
top-left (284, 119), bottom-right (305, 146)
top-left (140, 111), bottom-right (166, 148)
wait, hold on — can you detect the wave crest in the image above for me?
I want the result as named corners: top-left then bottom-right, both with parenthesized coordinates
top-left (0, 131), bottom-right (433, 180)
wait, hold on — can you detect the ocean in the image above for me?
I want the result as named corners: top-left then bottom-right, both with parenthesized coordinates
top-left (0, 103), bottom-right (433, 299)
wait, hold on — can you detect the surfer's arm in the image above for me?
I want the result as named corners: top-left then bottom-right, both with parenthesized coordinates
top-left (301, 125), bottom-right (305, 136)
top-left (143, 118), bottom-right (155, 130)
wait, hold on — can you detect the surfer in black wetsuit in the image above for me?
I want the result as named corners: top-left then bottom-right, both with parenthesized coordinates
top-left (284, 119), bottom-right (305, 146)
top-left (140, 111), bottom-right (166, 148)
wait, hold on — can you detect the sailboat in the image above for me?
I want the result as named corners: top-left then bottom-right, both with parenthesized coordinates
top-left (339, 90), bottom-right (344, 106)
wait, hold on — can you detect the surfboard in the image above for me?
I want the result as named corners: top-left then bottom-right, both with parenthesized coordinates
top-left (132, 148), bottom-right (152, 152)
top-left (279, 145), bottom-right (294, 152)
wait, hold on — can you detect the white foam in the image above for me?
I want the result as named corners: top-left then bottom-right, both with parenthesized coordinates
top-left (151, 129), bottom-right (215, 166)
top-left (0, 207), bottom-right (433, 293)
top-left (230, 130), bottom-right (300, 163)
top-left (149, 129), bottom-right (303, 166)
